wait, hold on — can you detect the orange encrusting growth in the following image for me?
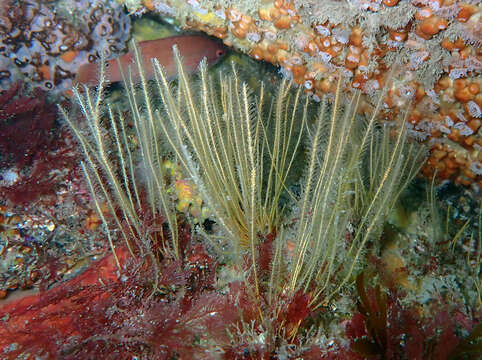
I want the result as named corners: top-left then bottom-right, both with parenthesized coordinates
top-left (128, 0), bottom-right (481, 187)
top-left (60, 50), bottom-right (79, 63)
top-left (38, 65), bottom-right (51, 81)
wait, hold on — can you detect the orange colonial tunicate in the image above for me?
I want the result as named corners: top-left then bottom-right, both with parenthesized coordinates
top-left (415, 85), bottom-right (426, 103)
top-left (311, 63), bottom-right (328, 76)
top-left (228, 8), bottom-right (242, 21)
top-left (467, 119), bottom-right (481, 132)
top-left (446, 156), bottom-right (459, 170)
top-left (441, 37), bottom-right (467, 51)
top-left (143, 0), bottom-right (155, 11)
top-left (232, 26), bottom-right (246, 39)
top-left (464, 136), bottom-right (475, 147)
top-left (384, 92), bottom-right (394, 108)
top-left (352, 73), bottom-right (368, 89)
top-left (436, 76), bottom-right (450, 91)
top-left (389, 30), bottom-right (407, 42)
top-left (408, 110), bottom-right (421, 125)
top-left (64, 89), bottom-right (74, 97)
top-left (463, 167), bottom-right (476, 179)
top-left (459, 47), bottom-right (472, 60)
top-left (238, 19), bottom-right (249, 32)
top-left (417, 16), bottom-right (448, 39)
top-left (304, 40), bottom-right (319, 55)
top-left (169, 0), bottom-right (480, 187)
top-left (349, 27), bottom-right (363, 46)
top-left (345, 46), bottom-right (361, 69)
top-left (264, 50), bottom-right (275, 63)
top-left (277, 50), bottom-right (289, 63)
top-left (454, 79), bottom-right (474, 103)
top-left (475, 94), bottom-right (482, 108)
top-left (60, 50), bottom-right (79, 63)
top-left (274, 15), bottom-right (291, 29)
top-left (267, 42), bottom-right (278, 54)
top-left (448, 128), bottom-right (461, 142)
top-left (258, 7), bottom-right (271, 21)
top-left (291, 64), bottom-right (305, 78)
top-left (432, 149), bottom-right (447, 161)
top-left (84, 211), bottom-right (102, 231)
top-left (270, 7), bottom-right (281, 21)
top-left (38, 65), bottom-right (51, 80)
top-left (468, 83), bottom-right (480, 95)
top-left (457, 4), bottom-right (477, 22)
top-left (415, 7), bottom-right (432, 21)
top-left (214, 27), bottom-right (227, 39)
top-left (359, 50), bottom-right (369, 68)
top-left (382, 0), bottom-right (399, 6)
top-left (251, 47), bottom-right (264, 61)
top-left (441, 38), bottom-right (454, 51)
top-left (319, 78), bottom-right (334, 93)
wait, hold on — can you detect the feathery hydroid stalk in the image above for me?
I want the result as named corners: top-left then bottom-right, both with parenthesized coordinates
top-left (59, 59), bottom-right (141, 262)
top-left (129, 42), bottom-right (179, 258)
top-left (154, 47), bottom-right (305, 257)
top-left (60, 54), bottom-right (182, 271)
top-left (284, 77), bottom-right (425, 306)
top-left (64, 42), bottom-right (425, 339)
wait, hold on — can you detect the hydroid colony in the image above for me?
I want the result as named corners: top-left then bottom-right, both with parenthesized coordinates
top-left (61, 43), bottom-right (425, 347)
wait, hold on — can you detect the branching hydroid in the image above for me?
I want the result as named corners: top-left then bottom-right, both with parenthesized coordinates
top-left (63, 42), bottom-right (426, 341)
top-left (59, 52), bottom-right (180, 287)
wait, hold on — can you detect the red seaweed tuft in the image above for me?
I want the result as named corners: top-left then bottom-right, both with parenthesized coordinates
top-left (0, 83), bottom-right (57, 168)
top-left (0, 83), bottom-right (79, 206)
top-left (0, 237), bottom-right (240, 359)
top-left (343, 272), bottom-right (480, 360)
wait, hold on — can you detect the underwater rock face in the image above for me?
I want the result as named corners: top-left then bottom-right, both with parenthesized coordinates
top-left (0, 0), bottom-right (131, 96)
top-left (123, 0), bottom-right (481, 188)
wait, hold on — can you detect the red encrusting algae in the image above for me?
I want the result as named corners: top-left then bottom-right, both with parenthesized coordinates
top-left (0, 220), bottom-right (240, 359)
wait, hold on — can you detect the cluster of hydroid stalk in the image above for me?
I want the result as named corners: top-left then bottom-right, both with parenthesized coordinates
top-left (285, 83), bottom-right (424, 306)
top-left (59, 55), bottom-right (179, 284)
top-left (61, 43), bottom-right (425, 317)
top-left (152, 50), bottom-right (309, 300)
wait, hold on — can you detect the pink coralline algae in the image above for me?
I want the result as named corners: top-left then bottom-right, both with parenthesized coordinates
top-left (0, 0), bottom-right (131, 95)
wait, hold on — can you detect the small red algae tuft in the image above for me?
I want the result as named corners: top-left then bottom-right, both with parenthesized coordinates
top-left (0, 82), bottom-right (80, 206)
top-left (0, 83), bottom-right (57, 168)
top-left (342, 272), bottom-right (480, 360)
top-left (0, 220), bottom-right (239, 359)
